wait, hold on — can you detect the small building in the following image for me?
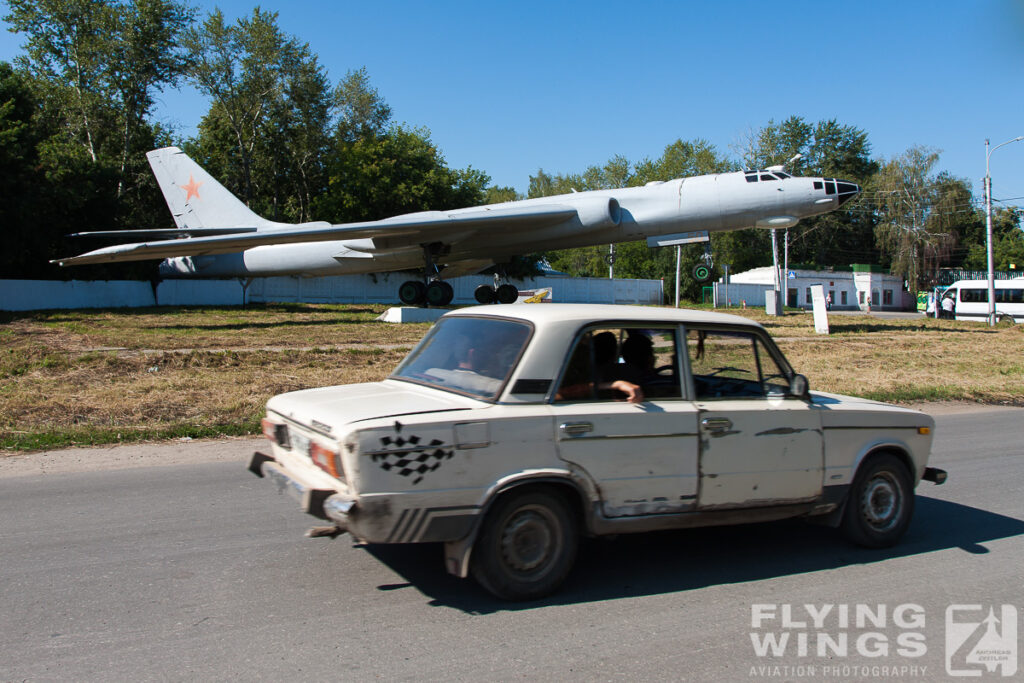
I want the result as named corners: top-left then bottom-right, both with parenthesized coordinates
top-left (715, 265), bottom-right (910, 311)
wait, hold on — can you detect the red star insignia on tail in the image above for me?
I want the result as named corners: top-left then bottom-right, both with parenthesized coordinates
top-left (180, 174), bottom-right (202, 201)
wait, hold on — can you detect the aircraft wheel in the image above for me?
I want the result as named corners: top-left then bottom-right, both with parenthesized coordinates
top-left (474, 284), bottom-right (496, 305)
top-left (398, 280), bottom-right (426, 306)
top-left (439, 281), bottom-right (454, 305)
top-left (496, 284), bottom-right (519, 304)
top-left (426, 281), bottom-right (454, 307)
top-left (692, 264), bottom-right (712, 282)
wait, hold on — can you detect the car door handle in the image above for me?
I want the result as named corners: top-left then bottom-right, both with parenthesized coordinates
top-left (701, 417), bottom-right (733, 434)
top-left (560, 421), bottom-right (594, 437)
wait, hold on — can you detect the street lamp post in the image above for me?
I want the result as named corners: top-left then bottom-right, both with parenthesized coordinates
top-left (985, 136), bottom-right (1024, 326)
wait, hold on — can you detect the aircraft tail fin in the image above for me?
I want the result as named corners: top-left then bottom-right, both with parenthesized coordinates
top-left (146, 147), bottom-right (274, 230)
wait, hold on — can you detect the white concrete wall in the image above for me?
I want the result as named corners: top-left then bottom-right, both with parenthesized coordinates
top-left (712, 282), bottom-right (773, 308)
top-left (0, 280), bottom-right (157, 311)
top-left (245, 274), bottom-right (664, 306)
top-left (0, 274), bottom-right (663, 311)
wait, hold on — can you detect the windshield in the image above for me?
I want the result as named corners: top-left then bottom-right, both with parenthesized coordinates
top-left (391, 316), bottom-right (532, 400)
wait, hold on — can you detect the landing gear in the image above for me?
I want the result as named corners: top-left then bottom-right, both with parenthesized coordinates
top-left (693, 243), bottom-right (714, 283)
top-left (474, 284), bottom-right (496, 304)
top-left (425, 280), bottom-right (454, 306)
top-left (473, 274), bottom-right (519, 305)
top-left (496, 284), bottom-right (519, 304)
top-left (398, 280), bottom-right (427, 306)
top-left (399, 279), bottom-right (454, 306)
top-left (398, 243), bottom-right (455, 307)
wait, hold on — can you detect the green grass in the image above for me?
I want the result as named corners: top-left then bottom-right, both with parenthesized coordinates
top-left (3, 302), bottom-right (1022, 452)
top-left (0, 420), bottom-right (262, 452)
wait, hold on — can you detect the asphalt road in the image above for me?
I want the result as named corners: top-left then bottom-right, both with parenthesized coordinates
top-left (2, 408), bottom-right (1022, 681)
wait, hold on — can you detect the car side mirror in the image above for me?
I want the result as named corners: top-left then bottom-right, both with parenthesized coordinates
top-left (789, 374), bottom-right (809, 399)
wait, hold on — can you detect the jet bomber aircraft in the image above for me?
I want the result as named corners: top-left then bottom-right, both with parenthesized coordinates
top-left (54, 147), bottom-right (860, 306)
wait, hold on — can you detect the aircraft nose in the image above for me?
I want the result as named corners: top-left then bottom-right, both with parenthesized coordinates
top-left (835, 179), bottom-right (860, 207)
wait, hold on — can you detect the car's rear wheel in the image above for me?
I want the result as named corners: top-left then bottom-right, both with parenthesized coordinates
top-left (841, 453), bottom-right (914, 548)
top-left (470, 489), bottom-right (578, 600)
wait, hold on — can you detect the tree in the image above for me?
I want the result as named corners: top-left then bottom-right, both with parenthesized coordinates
top-left (3, 0), bottom-right (191, 279)
top-left (483, 186), bottom-right (519, 204)
top-left (5, 0), bottom-right (192, 186)
top-left (872, 147), bottom-right (966, 291)
top-left (961, 207), bottom-right (1023, 271)
top-left (184, 8), bottom-right (331, 220)
top-left (333, 67), bottom-right (391, 142)
top-left (315, 124), bottom-right (489, 222)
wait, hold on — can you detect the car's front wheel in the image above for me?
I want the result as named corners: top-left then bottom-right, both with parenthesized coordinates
top-left (841, 453), bottom-right (914, 548)
top-left (470, 488), bottom-right (578, 601)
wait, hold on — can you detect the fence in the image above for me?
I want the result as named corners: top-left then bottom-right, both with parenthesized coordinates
top-left (0, 274), bottom-right (663, 311)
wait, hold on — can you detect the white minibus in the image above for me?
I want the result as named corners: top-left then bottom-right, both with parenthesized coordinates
top-left (939, 279), bottom-right (1024, 323)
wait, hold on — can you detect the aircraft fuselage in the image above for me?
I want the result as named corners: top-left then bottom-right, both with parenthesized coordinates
top-left (159, 170), bottom-right (856, 278)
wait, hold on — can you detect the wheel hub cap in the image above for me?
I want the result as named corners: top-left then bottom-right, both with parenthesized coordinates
top-left (862, 474), bottom-right (900, 530)
top-left (501, 510), bottom-right (553, 572)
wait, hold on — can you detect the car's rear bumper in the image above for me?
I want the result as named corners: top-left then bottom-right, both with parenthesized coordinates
top-left (248, 451), bottom-right (355, 526)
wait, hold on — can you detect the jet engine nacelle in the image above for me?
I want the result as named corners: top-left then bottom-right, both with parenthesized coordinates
top-left (570, 195), bottom-right (622, 231)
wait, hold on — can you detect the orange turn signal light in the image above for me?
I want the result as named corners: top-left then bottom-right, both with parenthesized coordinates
top-left (310, 441), bottom-right (341, 478)
top-left (261, 417), bottom-right (280, 443)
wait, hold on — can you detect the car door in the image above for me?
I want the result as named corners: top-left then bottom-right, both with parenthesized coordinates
top-left (549, 325), bottom-right (700, 518)
top-left (685, 326), bottom-right (823, 509)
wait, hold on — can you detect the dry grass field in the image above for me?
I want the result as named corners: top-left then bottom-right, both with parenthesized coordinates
top-left (2, 303), bottom-right (1022, 452)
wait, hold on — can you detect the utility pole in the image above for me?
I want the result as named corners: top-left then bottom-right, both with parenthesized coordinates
top-left (985, 136), bottom-right (1024, 326)
top-left (783, 229), bottom-right (789, 307)
top-left (769, 228), bottom-right (782, 314)
top-left (674, 244), bottom-right (681, 308)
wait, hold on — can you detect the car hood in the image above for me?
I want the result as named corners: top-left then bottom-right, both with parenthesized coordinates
top-left (266, 379), bottom-right (483, 434)
top-left (810, 391), bottom-right (934, 429)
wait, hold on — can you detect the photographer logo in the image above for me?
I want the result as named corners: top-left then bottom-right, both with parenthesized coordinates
top-left (945, 605), bottom-right (1017, 677)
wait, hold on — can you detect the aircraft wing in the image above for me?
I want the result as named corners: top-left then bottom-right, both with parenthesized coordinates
top-left (52, 204), bottom-right (578, 267)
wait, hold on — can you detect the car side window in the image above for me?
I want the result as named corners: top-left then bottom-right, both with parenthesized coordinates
top-left (687, 329), bottom-right (789, 399)
top-left (555, 326), bottom-right (681, 402)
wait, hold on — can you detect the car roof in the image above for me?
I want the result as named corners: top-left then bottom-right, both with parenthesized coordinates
top-left (443, 303), bottom-right (764, 329)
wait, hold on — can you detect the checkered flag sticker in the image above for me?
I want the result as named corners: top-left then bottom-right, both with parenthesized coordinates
top-left (372, 433), bottom-right (454, 484)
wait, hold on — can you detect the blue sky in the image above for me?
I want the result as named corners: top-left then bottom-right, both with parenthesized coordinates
top-left (3, 0), bottom-right (1024, 205)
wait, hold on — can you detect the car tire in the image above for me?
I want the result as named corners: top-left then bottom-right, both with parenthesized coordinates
top-left (470, 488), bottom-right (578, 601)
top-left (841, 453), bottom-right (914, 548)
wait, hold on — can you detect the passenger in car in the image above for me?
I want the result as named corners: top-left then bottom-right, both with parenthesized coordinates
top-left (618, 333), bottom-right (656, 385)
top-left (556, 332), bottom-right (644, 403)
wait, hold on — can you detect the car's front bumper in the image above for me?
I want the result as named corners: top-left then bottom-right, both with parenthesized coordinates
top-left (248, 451), bottom-right (355, 527)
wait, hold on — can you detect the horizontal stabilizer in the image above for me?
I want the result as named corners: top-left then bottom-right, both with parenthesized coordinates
top-left (69, 228), bottom-right (260, 240)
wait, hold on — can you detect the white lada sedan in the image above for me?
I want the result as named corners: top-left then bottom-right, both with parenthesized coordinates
top-left (249, 304), bottom-right (947, 600)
